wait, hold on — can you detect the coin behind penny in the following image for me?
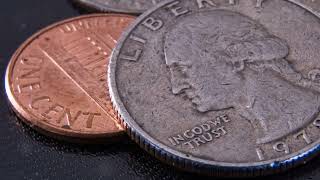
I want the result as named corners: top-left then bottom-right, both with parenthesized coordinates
top-left (5, 14), bottom-right (134, 142)
top-left (72, 0), bottom-right (162, 14)
top-left (109, 0), bottom-right (320, 176)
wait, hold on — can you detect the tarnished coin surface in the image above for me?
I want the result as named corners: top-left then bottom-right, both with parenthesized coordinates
top-left (293, 0), bottom-right (320, 17)
top-left (73, 0), bottom-right (162, 14)
top-left (6, 14), bottom-right (134, 142)
top-left (109, 0), bottom-right (320, 176)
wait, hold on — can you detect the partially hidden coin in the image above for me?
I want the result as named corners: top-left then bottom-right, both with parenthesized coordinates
top-left (6, 14), bottom-right (134, 142)
top-left (109, 0), bottom-right (320, 176)
top-left (72, 0), bottom-right (162, 14)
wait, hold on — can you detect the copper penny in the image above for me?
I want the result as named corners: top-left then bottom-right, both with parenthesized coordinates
top-left (5, 14), bottom-right (134, 142)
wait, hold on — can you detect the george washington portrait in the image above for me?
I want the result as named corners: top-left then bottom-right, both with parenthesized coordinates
top-left (164, 10), bottom-right (320, 144)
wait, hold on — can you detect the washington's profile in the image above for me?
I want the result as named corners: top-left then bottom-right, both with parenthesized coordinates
top-left (164, 10), bottom-right (320, 144)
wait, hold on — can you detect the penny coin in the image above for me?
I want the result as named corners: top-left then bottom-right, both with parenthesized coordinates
top-left (72, 0), bottom-right (162, 14)
top-left (5, 14), bottom-right (134, 142)
top-left (109, 0), bottom-right (320, 176)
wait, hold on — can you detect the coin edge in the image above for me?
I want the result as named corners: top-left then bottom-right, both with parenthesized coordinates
top-left (108, 0), bottom-right (320, 176)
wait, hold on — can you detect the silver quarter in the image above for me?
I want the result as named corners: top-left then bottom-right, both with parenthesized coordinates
top-left (109, 0), bottom-right (320, 176)
top-left (73, 0), bottom-right (162, 14)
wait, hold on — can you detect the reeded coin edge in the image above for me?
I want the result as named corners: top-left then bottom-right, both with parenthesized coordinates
top-left (5, 14), bottom-right (134, 140)
top-left (108, 0), bottom-right (320, 176)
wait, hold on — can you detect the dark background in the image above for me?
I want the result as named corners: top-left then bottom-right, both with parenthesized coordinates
top-left (0, 0), bottom-right (319, 179)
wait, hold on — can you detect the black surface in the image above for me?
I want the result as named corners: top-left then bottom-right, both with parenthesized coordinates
top-left (0, 0), bottom-right (319, 179)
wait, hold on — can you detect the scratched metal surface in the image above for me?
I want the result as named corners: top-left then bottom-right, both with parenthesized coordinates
top-left (0, 0), bottom-right (319, 179)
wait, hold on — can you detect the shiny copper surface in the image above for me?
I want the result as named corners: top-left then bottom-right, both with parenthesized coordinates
top-left (5, 14), bottom-right (134, 141)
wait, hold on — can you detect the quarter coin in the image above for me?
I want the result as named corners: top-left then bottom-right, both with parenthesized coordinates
top-left (6, 14), bottom-right (134, 142)
top-left (109, 0), bottom-right (320, 176)
top-left (72, 0), bottom-right (162, 14)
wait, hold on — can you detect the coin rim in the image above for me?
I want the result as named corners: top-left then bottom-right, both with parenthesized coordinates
top-left (108, 0), bottom-right (320, 175)
top-left (5, 13), bottom-right (135, 140)
top-left (73, 0), bottom-right (146, 14)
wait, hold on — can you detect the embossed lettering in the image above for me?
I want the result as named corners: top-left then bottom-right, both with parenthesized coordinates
top-left (208, 116), bottom-right (225, 126)
top-left (256, 148), bottom-right (265, 161)
top-left (120, 49), bottom-right (143, 62)
top-left (183, 130), bottom-right (195, 139)
top-left (20, 67), bottom-right (41, 79)
top-left (17, 57), bottom-right (43, 93)
top-left (207, 115), bottom-right (230, 126)
top-left (192, 126), bottom-right (203, 135)
top-left (168, 137), bottom-right (177, 146)
top-left (30, 96), bottom-right (51, 110)
top-left (20, 57), bottom-right (43, 66)
top-left (172, 134), bottom-right (185, 145)
top-left (61, 25), bottom-right (72, 33)
top-left (193, 137), bottom-right (206, 146)
top-left (273, 142), bottom-right (290, 154)
top-left (196, 0), bottom-right (217, 9)
top-left (313, 119), bottom-right (320, 128)
top-left (57, 108), bottom-right (82, 129)
top-left (42, 104), bottom-right (64, 120)
top-left (217, 126), bottom-right (227, 135)
top-left (295, 130), bottom-right (312, 144)
top-left (200, 123), bottom-right (211, 131)
top-left (120, 35), bottom-right (146, 62)
top-left (167, 1), bottom-right (189, 17)
top-left (201, 133), bottom-right (213, 142)
top-left (82, 112), bottom-right (101, 128)
top-left (183, 141), bottom-right (195, 149)
top-left (18, 82), bottom-right (41, 93)
top-left (167, 115), bottom-right (230, 148)
top-left (60, 20), bottom-right (91, 33)
top-left (219, 115), bottom-right (230, 122)
top-left (129, 35), bottom-right (146, 44)
top-left (211, 129), bottom-right (221, 138)
top-left (142, 17), bottom-right (163, 31)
